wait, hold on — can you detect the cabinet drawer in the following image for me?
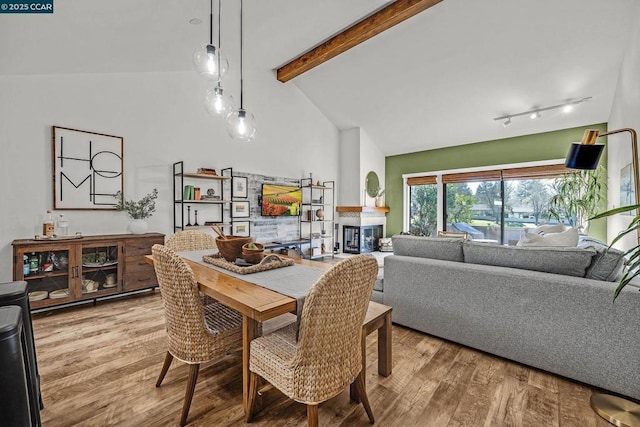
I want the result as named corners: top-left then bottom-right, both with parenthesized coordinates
top-left (124, 270), bottom-right (158, 291)
top-left (125, 256), bottom-right (153, 274)
top-left (124, 237), bottom-right (164, 257)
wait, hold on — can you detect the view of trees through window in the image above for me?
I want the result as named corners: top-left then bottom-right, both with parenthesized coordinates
top-left (409, 184), bottom-right (438, 237)
top-left (409, 176), bottom-right (570, 245)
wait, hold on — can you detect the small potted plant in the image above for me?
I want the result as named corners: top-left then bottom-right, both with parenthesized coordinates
top-left (114, 189), bottom-right (158, 234)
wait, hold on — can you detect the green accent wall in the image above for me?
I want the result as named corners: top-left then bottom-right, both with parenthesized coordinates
top-left (385, 123), bottom-right (609, 242)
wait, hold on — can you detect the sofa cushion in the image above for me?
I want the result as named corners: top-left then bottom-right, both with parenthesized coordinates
top-left (578, 235), bottom-right (626, 282)
top-left (516, 227), bottom-right (579, 247)
top-left (392, 235), bottom-right (464, 262)
top-left (463, 242), bottom-right (596, 277)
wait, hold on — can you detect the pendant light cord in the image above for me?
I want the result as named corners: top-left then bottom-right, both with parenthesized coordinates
top-left (240, 0), bottom-right (244, 109)
top-left (217, 0), bottom-right (222, 81)
top-left (209, 0), bottom-right (213, 45)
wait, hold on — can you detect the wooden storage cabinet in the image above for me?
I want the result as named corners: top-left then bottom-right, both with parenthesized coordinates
top-left (123, 235), bottom-right (164, 291)
top-left (12, 233), bottom-right (164, 310)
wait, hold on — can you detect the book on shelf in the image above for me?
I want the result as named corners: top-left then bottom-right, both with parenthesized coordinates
top-left (183, 185), bottom-right (194, 200)
top-left (197, 168), bottom-right (218, 176)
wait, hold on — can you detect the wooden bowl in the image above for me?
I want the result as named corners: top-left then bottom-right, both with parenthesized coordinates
top-left (216, 235), bottom-right (254, 262)
top-left (242, 243), bottom-right (265, 264)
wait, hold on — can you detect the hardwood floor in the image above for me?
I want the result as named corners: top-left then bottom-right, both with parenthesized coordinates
top-left (32, 292), bottom-right (610, 426)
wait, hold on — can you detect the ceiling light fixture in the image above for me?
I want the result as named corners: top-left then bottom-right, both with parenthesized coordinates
top-left (226, 0), bottom-right (257, 142)
top-left (493, 97), bottom-right (592, 126)
top-left (192, 0), bottom-right (229, 81)
top-left (204, 0), bottom-right (233, 118)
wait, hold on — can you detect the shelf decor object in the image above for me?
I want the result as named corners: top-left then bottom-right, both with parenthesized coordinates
top-left (52, 126), bottom-right (123, 210)
top-left (564, 127), bottom-right (640, 427)
top-left (226, 0), bottom-right (257, 142)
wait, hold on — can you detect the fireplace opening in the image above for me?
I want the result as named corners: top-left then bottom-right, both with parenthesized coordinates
top-left (343, 225), bottom-right (383, 254)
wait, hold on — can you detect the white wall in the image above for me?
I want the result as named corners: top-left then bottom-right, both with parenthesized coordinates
top-left (0, 70), bottom-right (339, 282)
top-left (338, 127), bottom-right (386, 207)
top-left (338, 128), bottom-right (361, 205)
top-left (606, 0), bottom-right (640, 250)
top-left (360, 128), bottom-right (386, 206)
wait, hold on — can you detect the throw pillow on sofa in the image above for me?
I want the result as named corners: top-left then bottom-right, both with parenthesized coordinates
top-left (531, 223), bottom-right (566, 235)
top-left (463, 241), bottom-right (596, 277)
top-left (516, 227), bottom-right (579, 247)
top-left (578, 235), bottom-right (627, 282)
top-left (392, 235), bottom-right (464, 262)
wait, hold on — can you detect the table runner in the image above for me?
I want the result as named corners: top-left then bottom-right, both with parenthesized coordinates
top-left (178, 249), bottom-right (327, 333)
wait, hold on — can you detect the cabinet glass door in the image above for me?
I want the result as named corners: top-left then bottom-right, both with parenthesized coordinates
top-left (80, 244), bottom-right (120, 295)
top-left (22, 248), bottom-right (73, 305)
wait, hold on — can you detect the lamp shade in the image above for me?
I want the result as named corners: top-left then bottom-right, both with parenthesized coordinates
top-left (205, 85), bottom-right (234, 117)
top-left (226, 108), bottom-right (256, 142)
top-left (193, 44), bottom-right (229, 81)
top-left (564, 142), bottom-right (604, 170)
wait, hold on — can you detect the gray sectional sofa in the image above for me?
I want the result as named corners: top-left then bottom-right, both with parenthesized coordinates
top-left (382, 235), bottom-right (640, 400)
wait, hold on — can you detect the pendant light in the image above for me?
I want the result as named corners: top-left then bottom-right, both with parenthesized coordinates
top-left (226, 0), bottom-right (257, 142)
top-left (204, 0), bottom-right (233, 117)
top-left (193, 0), bottom-right (229, 81)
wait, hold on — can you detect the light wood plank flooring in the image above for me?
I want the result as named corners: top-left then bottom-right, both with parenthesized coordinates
top-left (32, 292), bottom-right (611, 426)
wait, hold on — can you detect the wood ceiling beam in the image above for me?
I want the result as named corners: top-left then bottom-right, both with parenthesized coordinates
top-left (276, 0), bottom-right (443, 83)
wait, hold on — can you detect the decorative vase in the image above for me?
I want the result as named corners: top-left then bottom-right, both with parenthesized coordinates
top-left (128, 219), bottom-right (148, 234)
top-left (375, 197), bottom-right (385, 208)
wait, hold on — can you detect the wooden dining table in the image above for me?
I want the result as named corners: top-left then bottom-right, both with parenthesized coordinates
top-left (145, 253), bottom-right (392, 416)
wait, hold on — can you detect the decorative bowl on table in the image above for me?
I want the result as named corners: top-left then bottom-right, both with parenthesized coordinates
top-left (242, 243), bottom-right (265, 264)
top-left (215, 235), bottom-right (254, 262)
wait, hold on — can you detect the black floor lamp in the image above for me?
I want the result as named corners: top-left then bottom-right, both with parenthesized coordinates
top-left (565, 127), bottom-right (640, 427)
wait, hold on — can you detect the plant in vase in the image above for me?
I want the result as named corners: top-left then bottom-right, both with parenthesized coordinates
top-left (375, 188), bottom-right (385, 207)
top-left (114, 188), bottom-right (158, 234)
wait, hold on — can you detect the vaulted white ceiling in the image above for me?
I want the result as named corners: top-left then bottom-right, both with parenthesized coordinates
top-left (1, 0), bottom-right (636, 155)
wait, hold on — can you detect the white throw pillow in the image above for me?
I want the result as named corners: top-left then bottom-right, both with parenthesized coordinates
top-left (531, 223), bottom-right (566, 235)
top-left (517, 227), bottom-right (579, 247)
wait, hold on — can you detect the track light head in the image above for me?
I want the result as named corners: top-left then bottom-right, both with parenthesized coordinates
top-left (503, 117), bottom-right (511, 127)
top-left (530, 111), bottom-right (540, 120)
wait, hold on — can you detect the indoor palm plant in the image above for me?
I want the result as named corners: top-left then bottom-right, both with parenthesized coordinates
top-left (548, 166), bottom-right (606, 233)
top-left (114, 188), bottom-right (158, 234)
top-left (590, 203), bottom-right (640, 300)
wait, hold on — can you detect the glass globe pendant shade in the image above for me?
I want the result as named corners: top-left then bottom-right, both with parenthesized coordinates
top-left (192, 44), bottom-right (229, 81)
top-left (205, 85), bottom-right (234, 117)
top-left (226, 108), bottom-right (257, 142)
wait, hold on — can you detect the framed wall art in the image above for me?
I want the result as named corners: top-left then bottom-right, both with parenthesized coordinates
top-left (52, 126), bottom-right (124, 210)
top-left (232, 221), bottom-right (250, 237)
top-left (620, 163), bottom-right (636, 215)
top-left (232, 201), bottom-right (250, 218)
top-left (233, 176), bottom-right (248, 198)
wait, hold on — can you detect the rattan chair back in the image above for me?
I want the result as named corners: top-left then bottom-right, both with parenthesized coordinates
top-left (152, 244), bottom-right (238, 363)
top-left (294, 254), bottom-right (378, 402)
top-left (165, 230), bottom-right (218, 252)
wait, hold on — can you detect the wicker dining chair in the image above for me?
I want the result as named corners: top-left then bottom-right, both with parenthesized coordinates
top-left (151, 244), bottom-right (242, 426)
top-left (246, 254), bottom-right (379, 426)
top-left (165, 230), bottom-right (218, 252)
